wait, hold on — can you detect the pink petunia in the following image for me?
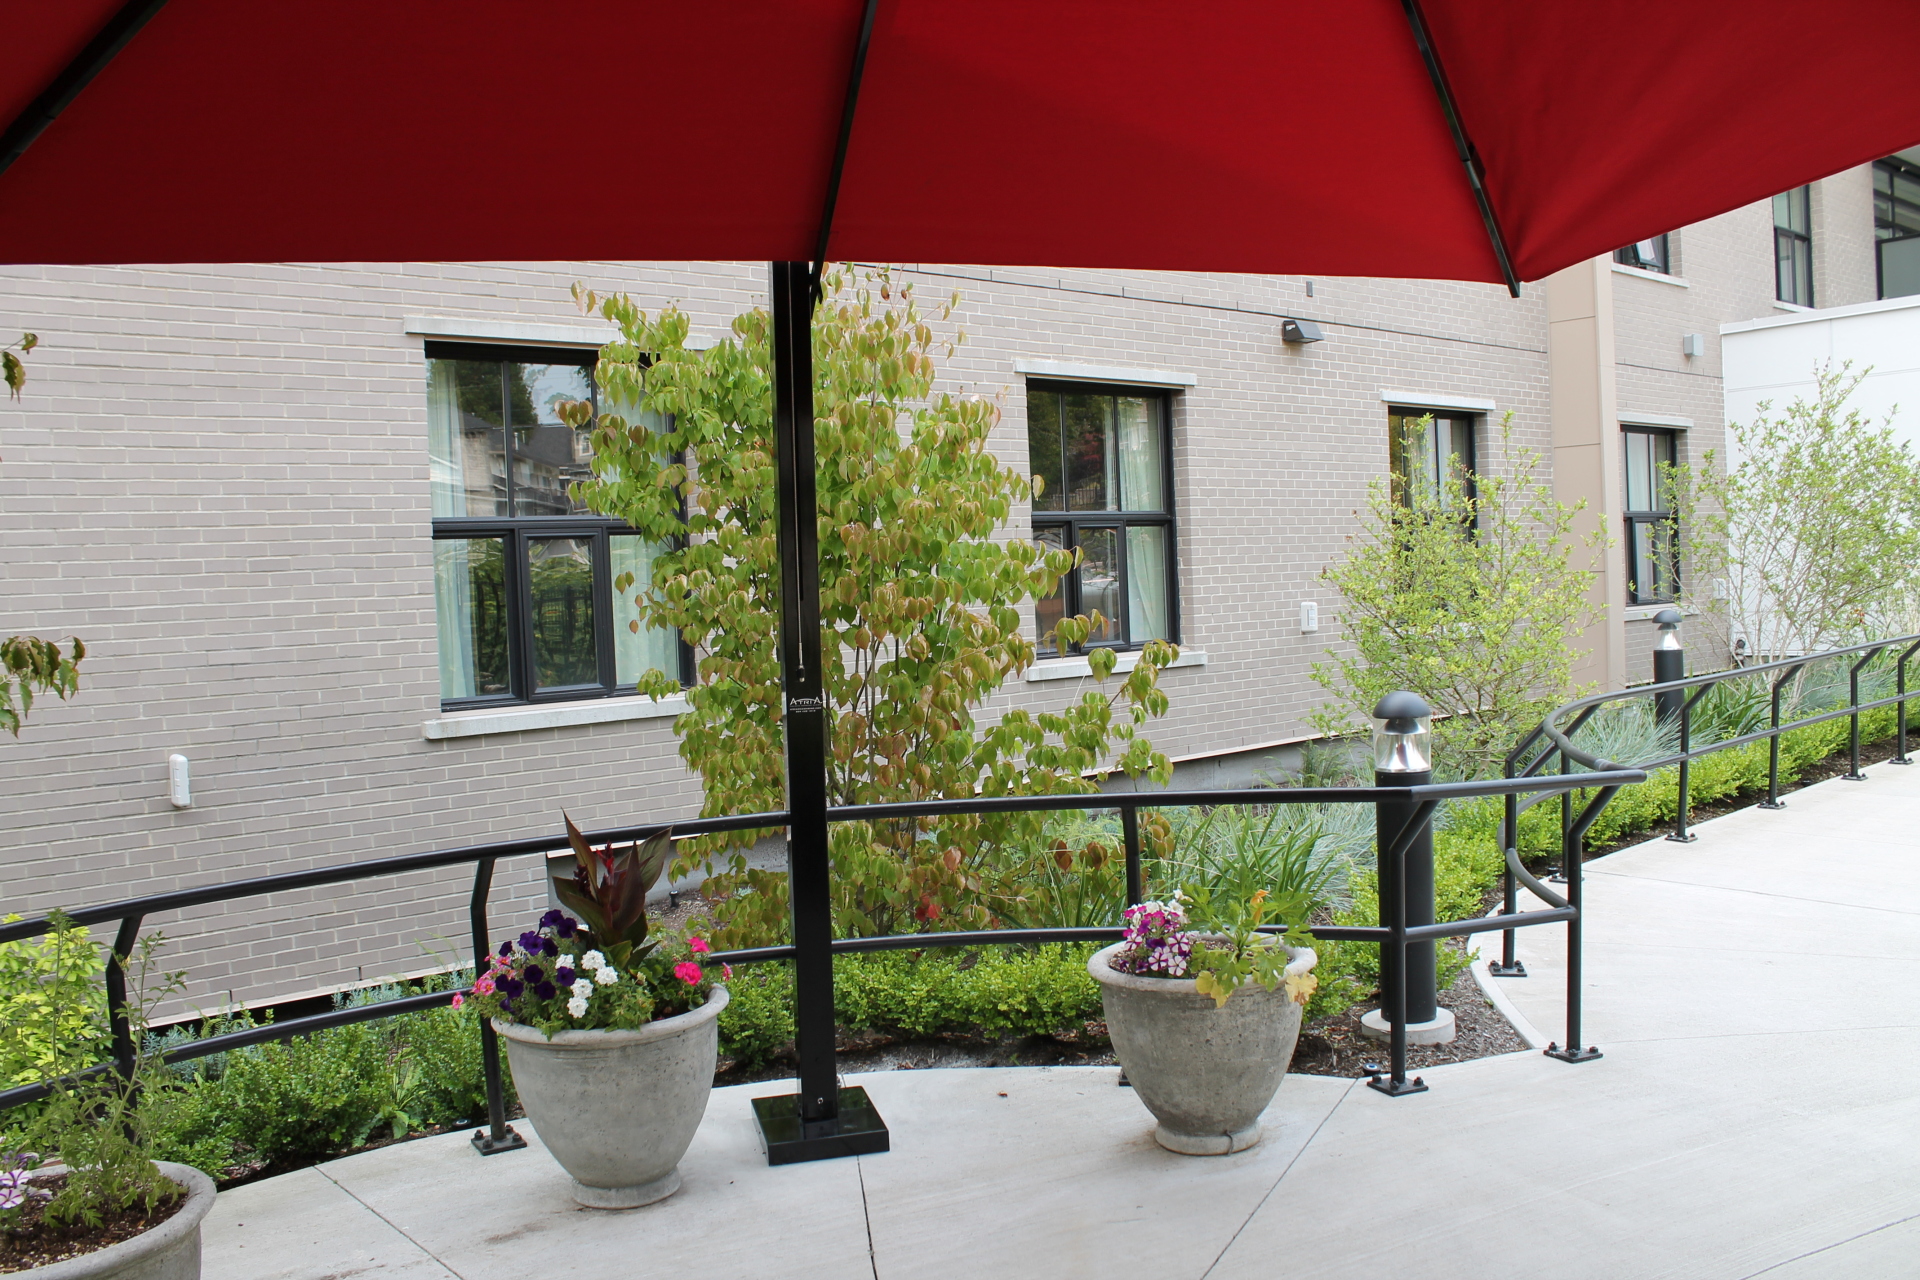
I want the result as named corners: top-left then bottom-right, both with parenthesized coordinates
top-left (673, 961), bottom-right (704, 985)
top-left (722, 964), bottom-right (734, 980)
top-left (473, 975), bottom-right (495, 996)
top-left (688, 937), bottom-right (711, 954)
top-left (451, 993), bottom-right (465, 1009)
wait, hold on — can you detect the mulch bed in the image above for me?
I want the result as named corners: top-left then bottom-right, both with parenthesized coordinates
top-left (1289, 959), bottom-right (1525, 1078)
top-left (0, 1174), bottom-right (186, 1275)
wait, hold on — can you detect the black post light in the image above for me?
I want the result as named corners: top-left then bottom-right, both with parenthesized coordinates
top-left (1363, 691), bottom-right (1452, 1097)
top-left (1652, 608), bottom-right (1685, 724)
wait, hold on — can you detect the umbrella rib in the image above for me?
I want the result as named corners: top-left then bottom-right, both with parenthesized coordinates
top-left (810, 0), bottom-right (883, 298)
top-left (0, 0), bottom-right (173, 181)
top-left (1399, 0), bottom-right (1522, 297)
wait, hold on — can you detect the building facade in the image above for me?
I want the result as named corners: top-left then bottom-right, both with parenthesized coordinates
top-left (0, 162), bottom-right (1889, 1007)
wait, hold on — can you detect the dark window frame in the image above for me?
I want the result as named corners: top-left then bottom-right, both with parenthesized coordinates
top-left (1873, 156), bottom-right (1920, 299)
top-left (1774, 185), bottom-right (1814, 306)
top-left (1387, 406), bottom-right (1478, 514)
top-left (427, 342), bottom-right (692, 711)
top-left (1614, 234), bottom-right (1671, 275)
top-left (1622, 425), bottom-right (1681, 605)
top-left (1026, 380), bottom-right (1179, 656)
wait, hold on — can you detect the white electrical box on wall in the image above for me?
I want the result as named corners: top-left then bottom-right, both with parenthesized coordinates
top-left (1300, 601), bottom-right (1320, 633)
top-left (168, 754), bottom-right (192, 808)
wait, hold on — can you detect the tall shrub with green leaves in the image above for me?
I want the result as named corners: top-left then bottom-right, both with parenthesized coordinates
top-left (1312, 415), bottom-right (1604, 778)
top-left (1683, 362), bottom-right (1920, 662)
top-left (569, 269), bottom-right (1176, 947)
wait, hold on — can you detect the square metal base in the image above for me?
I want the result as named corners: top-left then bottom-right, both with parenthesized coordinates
top-left (1486, 959), bottom-right (1528, 977)
top-left (752, 1086), bottom-right (890, 1165)
top-left (470, 1124), bottom-right (527, 1155)
top-left (1665, 832), bottom-right (1698, 843)
top-left (1543, 1042), bottom-right (1604, 1064)
top-left (1365, 1073), bottom-right (1428, 1097)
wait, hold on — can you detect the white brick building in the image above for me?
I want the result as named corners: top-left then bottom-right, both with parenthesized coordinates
top-left (0, 165), bottom-right (1890, 1006)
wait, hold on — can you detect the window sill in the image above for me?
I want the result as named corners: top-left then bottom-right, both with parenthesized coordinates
top-left (1622, 605), bottom-right (1689, 623)
top-left (1024, 649), bottom-right (1207, 682)
top-left (1610, 263), bottom-right (1690, 287)
top-left (1772, 300), bottom-right (1815, 313)
top-left (423, 693), bottom-right (688, 740)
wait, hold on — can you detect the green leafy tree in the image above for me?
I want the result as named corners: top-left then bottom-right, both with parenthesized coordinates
top-left (3, 333), bottom-right (85, 735)
top-left (568, 268), bottom-right (1176, 947)
top-left (1682, 362), bottom-right (1920, 661)
top-left (1312, 414), bottom-right (1604, 778)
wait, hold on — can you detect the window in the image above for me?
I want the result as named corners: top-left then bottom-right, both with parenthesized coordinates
top-left (1027, 383), bottom-right (1175, 655)
top-left (1387, 408), bottom-right (1475, 510)
top-left (1614, 234), bottom-right (1670, 274)
top-left (1773, 185), bottom-right (1813, 306)
top-left (426, 342), bottom-right (685, 708)
top-left (1874, 156), bottom-right (1920, 299)
top-left (1622, 426), bottom-right (1679, 604)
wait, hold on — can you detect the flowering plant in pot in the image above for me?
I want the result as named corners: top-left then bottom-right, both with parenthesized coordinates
top-left (1, 914), bottom-right (216, 1277)
top-left (461, 818), bottom-right (729, 1209)
top-left (1089, 888), bottom-right (1318, 1155)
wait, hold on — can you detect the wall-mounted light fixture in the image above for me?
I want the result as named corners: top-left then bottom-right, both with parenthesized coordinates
top-left (1681, 332), bottom-right (1704, 357)
top-left (168, 754), bottom-right (192, 808)
top-left (1299, 601), bottom-right (1319, 633)
top-left (1281, 318), bottom-right (1324, 344)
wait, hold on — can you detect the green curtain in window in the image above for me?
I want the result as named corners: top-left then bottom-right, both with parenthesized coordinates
top-left (427, 360), bottom-right (467, 518)
top-left (433, 539), bottom-right (476, 698)
top-left (1116, 397), bottom-right (1163, 511)
top-left (610, 536), bottom-right (679, 686)
top-left (1126, 525), bottom-right (1169, 642)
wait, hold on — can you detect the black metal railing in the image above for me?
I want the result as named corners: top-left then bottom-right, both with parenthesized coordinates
top-left (1493, 632), bottom-right (1920, 981)
top-left (0, 769), bottom-right (1644, 1146)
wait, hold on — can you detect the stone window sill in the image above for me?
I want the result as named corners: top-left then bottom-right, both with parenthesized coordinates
top-left (423, 694), bottom-right (688, 741)
top-left (1610, 263), bottom-right (1691, 287)
top-left (1024, 650), bottom-right (1208, 682)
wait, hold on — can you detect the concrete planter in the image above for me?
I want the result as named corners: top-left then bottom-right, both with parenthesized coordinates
top-left (19, 1162), bottom-right (215, 1280)
top-left (1090, 940), bottom-right (1316, 1155)
top-left (494, 985), bottom-right (727, 1209)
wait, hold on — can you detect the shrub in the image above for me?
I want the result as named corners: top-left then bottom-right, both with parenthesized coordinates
top-left (0, 914), bottom-right (107, 1088)
top-left (214, 1021), bottom-right (388, 1165)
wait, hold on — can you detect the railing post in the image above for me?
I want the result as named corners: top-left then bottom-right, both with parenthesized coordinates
top-left (1668, 694), bottom-right (1696, 843)
top-left (1895, 640), bottom-right (1919, 765)
top-left (105, 916), bottom-right (143, 1081)
top-left (1493, 772), bottom-right (1525, 977)
top-left (1545, 789), bottom-right (1612, 1064)
top-left (1843, 648), bottom-right (1884, 781)
top-left (1121, 804), bottom-right (1143, 906)
top-left (469, 856), bottom-right (525, 1155)
top-left (1366, 692), bottom-right (1436, 1097)
top-left (1760, 665), bottom-right (1800, 810)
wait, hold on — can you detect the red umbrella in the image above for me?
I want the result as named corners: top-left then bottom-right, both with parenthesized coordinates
top-left (5, 1), bottom-right (1917, 287)
top-left (5, 0), bottom-right (1917, 1159)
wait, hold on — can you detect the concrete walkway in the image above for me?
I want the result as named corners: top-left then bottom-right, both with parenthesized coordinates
top-left (203, 759), bottom-right (1920, 1279)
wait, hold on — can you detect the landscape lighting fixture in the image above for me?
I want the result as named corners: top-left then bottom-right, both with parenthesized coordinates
top-left (1281, 317), bottom-right (1324, 344)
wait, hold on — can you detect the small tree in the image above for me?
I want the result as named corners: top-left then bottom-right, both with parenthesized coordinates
top-left (1683, 362), bottom-right (1920, 661)
top-left (1312, 415), bottom-right (1603, 778)
top-left (569, 269), bottom-right (1176, 947)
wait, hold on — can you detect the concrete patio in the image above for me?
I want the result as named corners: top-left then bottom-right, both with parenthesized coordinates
top-left (203, 757), bottom-right (1920, 1279)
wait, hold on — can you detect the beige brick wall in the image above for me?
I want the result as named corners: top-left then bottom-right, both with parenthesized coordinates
top-left (0, 228), bottom-right (1822, 1006)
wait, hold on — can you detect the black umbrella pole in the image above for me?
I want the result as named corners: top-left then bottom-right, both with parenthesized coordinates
top-left (749, 262), bottom-right (888, 1164)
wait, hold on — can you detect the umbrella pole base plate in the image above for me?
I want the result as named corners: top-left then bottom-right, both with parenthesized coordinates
top-left (753, 1086), bottom-right (890, 1165)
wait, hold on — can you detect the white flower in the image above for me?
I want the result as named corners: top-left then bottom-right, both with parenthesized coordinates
top-left (594, 967), bottom-right (618, 985)
top-left (567, 996), bottom-right (589, 1018)
top-left (571, 978), bottom-right (595, 999)
top-left (579, 950), bottom-right (606, 971)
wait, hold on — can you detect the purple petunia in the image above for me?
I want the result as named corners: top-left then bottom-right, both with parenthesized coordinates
top-left (499, 941), bottom-right (514, 958)
top-left (539, 908), bottom-right (564, 929)
top-left (542, 937), bottom-right (559, 957)
top-left (553, 916), bottom-right (578, 938)
top-left (534, 981), bottom-right (557, 1000)
top-left (517, 930), bottom-right (544, 954)
top-left (524, 964), bottom-right (544, 985)
top-left (555, 966), bottom-right (576, 986)
top-left (500, 977), bottom-right (524, 998)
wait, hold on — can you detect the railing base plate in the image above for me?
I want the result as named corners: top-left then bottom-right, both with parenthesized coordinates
top-left (1365, 1073), bottom-right (1428, 1097)
top-left (753, 1086), bottom-right (890, 1165)
top-left (471, 1125), bottom-right (527, 1156)
top-left (1664, 832), bottom-right (1697, 844)
top-left (1841, 773), bottom-right (1870, 781)
top-left (1543, 1042), bottom-right (1604, 1064)
top-left (1486, 960), bottom-right (1527, 977)
top-left (1758, 801), bottom-right (1787, 810)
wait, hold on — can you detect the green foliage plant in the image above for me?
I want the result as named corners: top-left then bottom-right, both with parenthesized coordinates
top-left (1683, 363), bottom-right (1920, 663)
top-left (0, 914), bottom-right (107, 1088)
top-left (1313, 413), bottom-right (1604, 779)
top-left (1, 635), bottom-right (84, 737)
top-left (6, 917), bottom-right (179, 1231)
top-left (1181, 887), bottom-right (1320, 1009)
top-left (568, 268), bottom-right (1175, 947)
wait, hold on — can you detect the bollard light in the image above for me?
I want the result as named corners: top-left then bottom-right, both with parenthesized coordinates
top-left (1654, 607), bottom-right (1683, 652)
top-left (1371, 690), bottom-right (1432, 774)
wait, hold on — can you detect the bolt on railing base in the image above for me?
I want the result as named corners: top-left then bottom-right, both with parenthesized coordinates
top-left (1543, 1042), bottom-right (1604, 1064)
top-left (1664, 832), bottom-right (1698, 844)
top-left (753, 1086), bottom-right (890, 1165)
top-left (1757, 800), bottom-right (1788, 811)
top-left (1486, 959), bottom-right (1528, 977)
top-left (1365, 1070), bottom-right (1428, 1097)
top-left (470, 1125), bottom-right (527, 1156)
top-left (1840, 772), bottom-right (1871, 781)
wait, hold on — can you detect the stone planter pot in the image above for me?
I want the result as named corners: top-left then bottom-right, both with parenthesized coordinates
top-left (494, 985), bottom-right (728, 1209)
top-left (20, 1161), bottom-right (215, 1280)
top-left (1090, 940), bottom-right (1316, 1155)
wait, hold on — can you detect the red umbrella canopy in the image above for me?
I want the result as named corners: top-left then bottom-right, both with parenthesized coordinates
top-left (3, 0), bottom-right (1918, 282)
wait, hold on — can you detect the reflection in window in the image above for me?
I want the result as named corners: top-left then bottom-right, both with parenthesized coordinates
top-left (1388, 409), bottom-right (1474, 509)
top-left (1028, 383), bottom-right (1175, 655)
top-left (1622, 426), bottom-right (1679, 604)
top-left (1774, 186), bottom-right (1813, 306)
top-left (1614, 234), bottom-right (1671, 275)
top-left (426, 341), bottom-right (686, 708)
top-left (1874, 157), bottom-right (1920, 299)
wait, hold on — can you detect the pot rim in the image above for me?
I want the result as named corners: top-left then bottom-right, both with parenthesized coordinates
top-left (492, 982), bottom-right (729, 1048)
top-left (1087, 939), bottom-right (1317, 996)
top-left (19, 1161), bottom-right (215, 1280)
